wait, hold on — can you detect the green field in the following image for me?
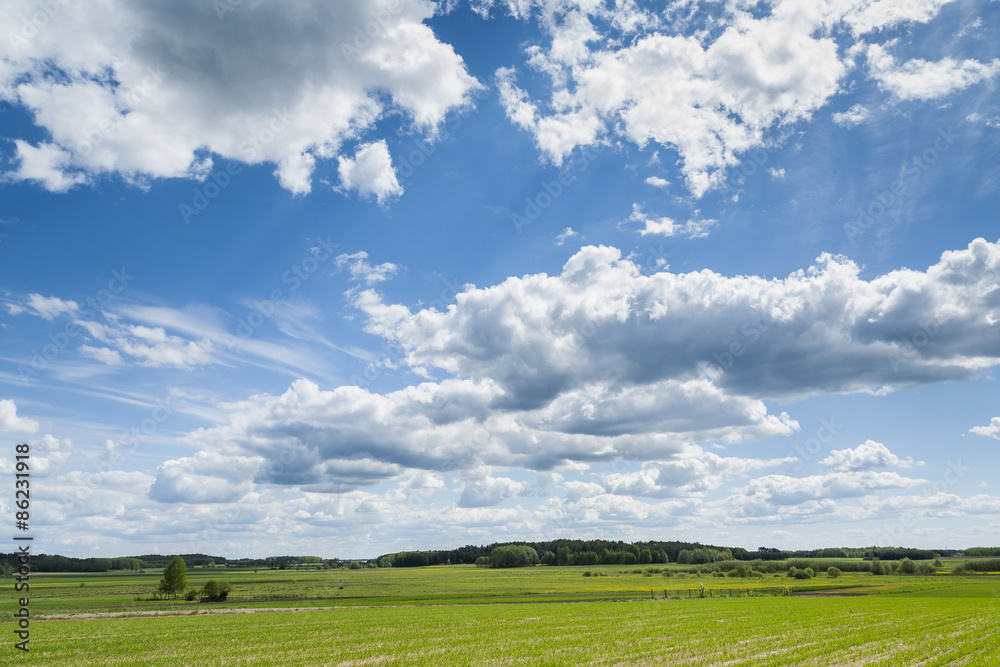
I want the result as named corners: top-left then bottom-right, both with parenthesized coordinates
top-left (6, 563), bottom-right (1000, 665)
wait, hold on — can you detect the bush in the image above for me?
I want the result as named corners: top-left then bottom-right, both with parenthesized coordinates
top-left (899, 558), bottom-right (916, 575)
top-left (474, 556), bottom-right (490, 568)
top-left (827, 567), bottom-right (842, 578)
top-left (870, 558), bottom-right (886, 575)
top-left (788, 567), bottom-right (812, 580)
top-left (916, 563), bottom-right (935, 575)
top-left (582, 571), bottom-right (592, 577)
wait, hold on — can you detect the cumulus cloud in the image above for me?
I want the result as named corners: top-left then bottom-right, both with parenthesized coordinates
top-left (149, 452), bottom-right (263, 503)
top-left (0, 399), bottom-right (39, 434)
top-left (1, 0), bottom-right (478, 195)
top-left (337, 140), bottom-right (404, 204)
top-left (738, 470), bottom-right (926, 506)
top-left (354, 238), bottom-right (1000, 407)
top-left (627, 205), bottom-right (717, 238)
top-left (491, 0), bottom-right (971, 197)
top-left (833, 103), bottom-right (871, 127)
top-left (868, 45), bottom-right (1000, 101)
top-left (843, 0), bottom-right (957, 35)
top-left (821, 440), bottom-right (916, 472)
top-left (0, 434), bottom-right (72, 475)
top-left (555, 227), bottom-right (578, 245)
top-left (335, 251), bottom-right (400, 284)
top-left (457, 470), bottom-right (527, 507)
top-left (603, 448), bottom-right (795, 498)
top-left (970, 417), bottom-right (1000, 440)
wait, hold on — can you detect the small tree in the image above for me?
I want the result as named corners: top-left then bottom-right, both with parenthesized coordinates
top-left (870, 558), bottom-right (885, 575)
top-left (933, 558), bottom-right (943, 567)
top-left (159, 556), bottom-right (188, 598)
top-left (899, 558), bottom-right (916, 575)
top-left (827, 566), bottom-right (842, 578)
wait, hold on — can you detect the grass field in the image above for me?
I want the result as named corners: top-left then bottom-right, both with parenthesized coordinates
top-left (6, 562), bottom-right (1000, 665)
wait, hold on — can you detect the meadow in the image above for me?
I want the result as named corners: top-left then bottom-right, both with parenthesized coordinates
top-left (6, 560), bottom-right (1000, 665)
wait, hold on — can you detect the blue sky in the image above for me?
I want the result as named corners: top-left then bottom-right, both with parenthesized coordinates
top-left (1, 0), bottom-right (999, 559)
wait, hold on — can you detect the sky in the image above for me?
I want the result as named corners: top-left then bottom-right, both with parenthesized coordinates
top-left (0, 0), bottom-right (998, 560)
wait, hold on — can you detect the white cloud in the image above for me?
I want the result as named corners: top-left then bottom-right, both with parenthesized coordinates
top-left (603, 448), bottom-right (794, 498)
top-left (555, 227), bottom-right (578, 245)
top-left (970, 417), bottom-right (1000, 441)
top-left (0, 434), bottom-right (71, 475)
top-left (21, 294), bottom-right (80, 320)
top-left (496, 1), bottom-right (848, 197)
top-left (6, 141), bottom-right (89, 192)
top-left (1, 0), bottom-right (479, 195)
top-left (644, 176), bottom-right (670, 188)
top-left (833, 103), bottom-right (871, 127)
top-left (768, 168), bottom-right (785, 180)
top-left (628, 204), bottom-right (717, 238)
top-left (868, 45), bottom-right (1000, 101)
top-left (354, 238), bottom-right (1000, 406)
top-left (844, 0), bottom-right (957, 35)
top-left (457, 470), bottom-right (526, 507)
top-left (337, 140), bottom-right (404, 204)
top-left (821, 440), bottom-right (916, 472)
top-left (0, 399), bottom-right (39, 434)
top-left (738, 470), bottom-right (926, 506)
top-left (149, 451), bottom-right (263, 504)
top-left (335, 251), bottom-right (400, 284)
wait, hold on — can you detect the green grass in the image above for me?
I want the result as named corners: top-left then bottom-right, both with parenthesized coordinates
top-left (6, 564), bottom-right (1000, 664)
top-left (22, 594), bottom-right (1000, 666)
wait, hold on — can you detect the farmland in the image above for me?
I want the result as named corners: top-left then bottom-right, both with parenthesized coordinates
top-left (5, 560), bottom-right (1000, 665)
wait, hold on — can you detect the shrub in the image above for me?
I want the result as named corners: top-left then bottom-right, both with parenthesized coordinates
top-left (916, 563), bottom-right (935, 575)
top-left (827, 567), bottom-right (842, 578)
top-left (899, 558), bottom-right (916, 575)
top-left (474, 557), bottom-right (490, 568)
top-left (870, 558), bottom-right (886, 575)
top-left (582, 571), bottom-right (592, 577)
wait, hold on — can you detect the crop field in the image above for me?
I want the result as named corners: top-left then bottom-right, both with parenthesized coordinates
top-left (6, 563), bottom-right (1000, 665)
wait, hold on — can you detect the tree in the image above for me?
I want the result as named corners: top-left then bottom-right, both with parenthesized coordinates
top-left (159, 556), bottom-right (188, 598)
top-left (556, 547), bottom-right (572, 566)
top-left (870, 558), bottom-right (886, 575)
top-left (639, 549), bottom-right (653, 564)
top-left (200, 580), bottom-right (231, 601)
top-left (827, 566), bottom-right (842, 578)
top-left (899, 558), bottom-right (916, 575)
